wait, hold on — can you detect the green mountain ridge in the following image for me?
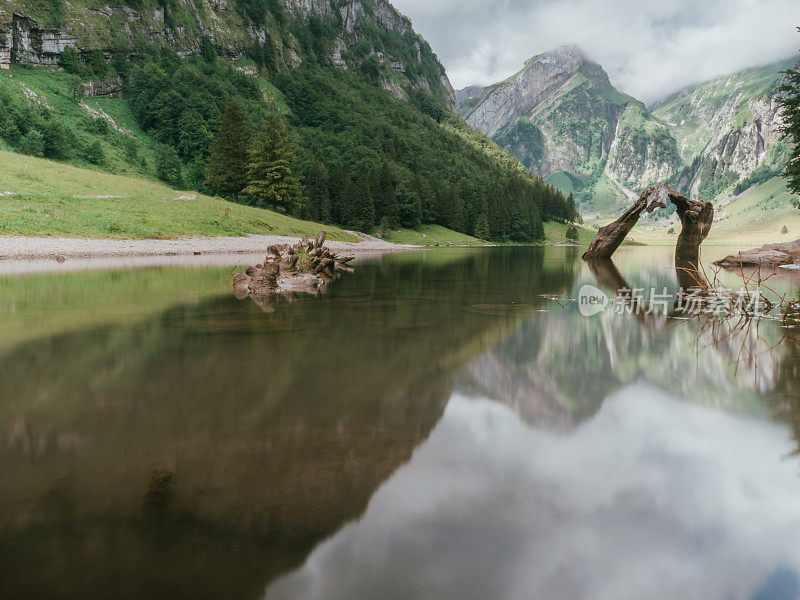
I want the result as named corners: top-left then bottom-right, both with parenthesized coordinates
top-left (459, 48), bottom-right (798, 221)
top-left (653, 59), bottom-right (794, 203)
top-left (0, 0), bottom-right (577, 243)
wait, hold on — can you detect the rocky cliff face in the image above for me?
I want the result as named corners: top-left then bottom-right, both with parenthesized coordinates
top-left (0, 0), bottom-right (455, 105)
top-left (459, 49), bottom-right (795, 215)
top-left (461, 45), bottom-right (584, 138)
top-left (605, 104), bottom-right (681, 192)
top-left (0, 12), bottom-right (77, 68)
top-left (653, 61), bottom-right (792, 201)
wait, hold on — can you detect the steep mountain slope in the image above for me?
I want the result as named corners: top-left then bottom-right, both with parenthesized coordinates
top-left (652, 59), bottom-right (794, 202)
top-left (0, 0), bottom-right (576, 242)
top-left (460, 48), bottom-right (797, 221)
top-left (0, 0), bottom-right (455, 105)
top-left (459, 46), bottom-right (681, 214)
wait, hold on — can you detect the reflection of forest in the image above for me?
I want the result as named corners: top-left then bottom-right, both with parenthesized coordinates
top-left (0, 248), bottom-right (579, 600)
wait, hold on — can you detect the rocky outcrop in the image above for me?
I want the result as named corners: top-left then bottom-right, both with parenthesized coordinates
top-left (459, 45), bottom-right (682, 203)
top-left (605, 105), bottom-right (681, 188)
top-left (0, 12), bottom-right (77, 69)
top-left (460, 45), bottom-right (584, 138)
top-left (455, 85), bottom-right (481, 105)
top-left (653, 60), bottom-right (792, 201)
top-left (459, 49), bottom-right (794, 214)
top-left (0, 0), bottom-right (456, 105)
top-left (0, 15), bottom-right (11, 68)
top-left (715, 240), bottom-right (800, 269)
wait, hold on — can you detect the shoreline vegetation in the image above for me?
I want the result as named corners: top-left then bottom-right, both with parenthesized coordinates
top-left (0, 149), bottom-right (595, 260)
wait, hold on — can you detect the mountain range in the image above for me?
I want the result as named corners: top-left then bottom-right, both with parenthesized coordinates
top-left (458, 45), bottom-right (796, 221)
top-left (0, 0), bottom-right (795, 237)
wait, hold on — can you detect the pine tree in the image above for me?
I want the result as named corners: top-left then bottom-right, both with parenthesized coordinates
top-left (328, 162), bottom-right (351, 224)
top-left (397, 181), bottom-right (421, 229)
top-left (205, 100), bottom-right (250, 202)
top-left (532, 216), bottom-right (544, 240)
top-left (376, 161), bottom-right (399, 227)
top-left (413, 173), bottom-right (436, 224)
top-left (244, 116), bottom-right (304, 212)
top-left (474, 213), bottom-right (490, 240)
top-left (436, 182), bottom-right (461, 230)
top-left (305, 159), bottom-right (331, 223)
top-left (351, 167), bottom-right (376, 231)
top-left (566, 225), bottom-right (579, 241)
top-left (566, 192), bottom-right (581, 223)
top-left (779, 46), bottom-right (800, 196)
top-left (155, 143), bottom-right (182, 186)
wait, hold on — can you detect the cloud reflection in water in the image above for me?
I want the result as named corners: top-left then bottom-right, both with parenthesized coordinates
top-left (265, 383), bottom-right (800, 600)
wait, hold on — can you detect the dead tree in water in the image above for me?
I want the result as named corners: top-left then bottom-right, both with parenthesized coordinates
top-left (583, 184), bottom-right (713, 263)
top-left (233, 231), bottom-right (355, 310)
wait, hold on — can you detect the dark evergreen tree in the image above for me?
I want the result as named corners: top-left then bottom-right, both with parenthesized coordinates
top-left (376, 161), bottom-right (399, 227)
top-left (328, 162), bottom-right (351, 224)
top-left (436, 182), bottom-right (461, 231)
top-left (350, 166), bottom-right (376, 231)
top-left (397, 181), bottom-right (421, 229)
top-left (155, 143), bottom-right (182, 186)
top-left (566, 225), bottom-right (580, 241)
top-left (564, 193), bottom-right (579, 222)
top-left (21, 130), bottom-right (45, 157)
top-left (244, 116), bottom-right (303, 211)
top-left (205, 100), bottom-right (251, 202)
top-left (474, 213), bottom-right (490, 240)
top-left (201, 36), bottom-right (216, 63)
top-left (59, 46), bottom-right (80, 74)
top-left (779, 47), bottom-right (800, 196)
top-left (305, 159), bottom-right (332, 222)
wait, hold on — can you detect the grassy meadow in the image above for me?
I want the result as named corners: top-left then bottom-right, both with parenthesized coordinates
top-left (0, 150), bottom-right (358, 240)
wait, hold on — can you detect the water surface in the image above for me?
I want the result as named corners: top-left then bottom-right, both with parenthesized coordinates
top-left (2, 247), bottom-right (800, 600)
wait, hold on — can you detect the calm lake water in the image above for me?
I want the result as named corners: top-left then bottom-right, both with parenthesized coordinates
top-left (2, 246), bottom-right (800, 600)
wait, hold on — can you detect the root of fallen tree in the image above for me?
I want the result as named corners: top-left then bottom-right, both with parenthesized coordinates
top-left (582, 184), bottom-right (714, 263)
top-left (233, 232), bottom-right (355, 310)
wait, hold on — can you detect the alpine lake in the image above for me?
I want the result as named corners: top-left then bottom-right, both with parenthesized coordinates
top-left (3, 245), bottom-right (800, 600)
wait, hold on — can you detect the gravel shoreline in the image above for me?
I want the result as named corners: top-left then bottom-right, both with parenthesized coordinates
top-left (0, 234), bottom-right (417, 261)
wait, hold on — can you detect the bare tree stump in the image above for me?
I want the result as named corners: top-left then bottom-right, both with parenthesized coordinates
top-left (583, 184), bottom-right (713, 262)
top-left (233, 232), bottom-right (357, 311)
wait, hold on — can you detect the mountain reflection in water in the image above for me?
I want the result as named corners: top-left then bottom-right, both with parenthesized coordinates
top-left (2, 246), bottom-right (800, 600)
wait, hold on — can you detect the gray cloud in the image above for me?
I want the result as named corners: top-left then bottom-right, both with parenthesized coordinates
top-left (390, 0), bottom-right (800, 103)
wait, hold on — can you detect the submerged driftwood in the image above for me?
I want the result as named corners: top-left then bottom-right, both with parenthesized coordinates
top-left (233, 232), bottom-right (355, 311)
top-left (583, 184), bottom-right (714, 263)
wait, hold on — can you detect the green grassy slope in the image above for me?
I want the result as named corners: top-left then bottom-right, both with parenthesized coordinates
top-left (0, 148), bottom-right (574, 245)
top-left (384, 225), bottom-right (484, 246)
top-left (0, 67), bottom-right (160, 177)
top-left (0, 150), bottom-right (357, 240)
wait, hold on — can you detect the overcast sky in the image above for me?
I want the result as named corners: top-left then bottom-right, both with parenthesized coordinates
top-left (390, 0), bottom-right (800, 103)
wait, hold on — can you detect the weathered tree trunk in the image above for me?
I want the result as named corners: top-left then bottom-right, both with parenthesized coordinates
top-left (672, 193), bottom-right (714, 265)
top-left (582, 184), bottom-right (713, 262)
